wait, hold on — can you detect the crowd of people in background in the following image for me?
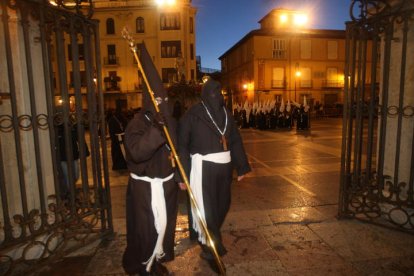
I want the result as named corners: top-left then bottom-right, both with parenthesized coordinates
top-left (232, 98), bottom-right (311, 131)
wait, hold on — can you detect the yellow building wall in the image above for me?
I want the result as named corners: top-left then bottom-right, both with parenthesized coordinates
top-left (92, 0), bottom-right (197, 110)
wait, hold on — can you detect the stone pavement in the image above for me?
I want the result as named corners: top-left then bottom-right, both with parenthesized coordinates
top-left (39, 118), bottom-right (414, 276)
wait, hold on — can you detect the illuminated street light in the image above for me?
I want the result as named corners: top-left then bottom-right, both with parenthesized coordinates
top-left (155, 0), bottom-right (176, 6)
top-left (293, 13), bottom-right (308, 26)
top-left (280, 14), bottom-right (288, 23)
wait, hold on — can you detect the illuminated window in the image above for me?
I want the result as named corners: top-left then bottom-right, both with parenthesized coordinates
top-left (161, 41), bottom-right (181, 58)
top-left (162, 68), bottom-right (176, 83)
top-left (160, 13), bottom-right (180, 30)
top-left (300, 67), bottom-right (312, 88)
top-left (272, 39), bottom-right (286, 59)
top-left (107, 44), bottom-right (117, 65)
top-left (136, 17), bottom-right (145, 33)
top-left (272, 67), bottom-right (285, 88)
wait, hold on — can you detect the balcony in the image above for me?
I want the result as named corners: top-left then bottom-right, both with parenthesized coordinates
top-left (299, 80), bottom-right (312, 88)
top-left (322, 80), bottom-right (344, 88)
top-left (104, 76), bottom-right (121, 92)
top-left (271, 80), bottom-right (287, 89)
top-left (103, 56), bottom-right (119, 66)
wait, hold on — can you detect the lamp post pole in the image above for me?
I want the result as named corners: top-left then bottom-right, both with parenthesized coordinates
top-left (295, 63), bottom-right (300, 102)
top-left (294, 78), bottom-right (297, 102)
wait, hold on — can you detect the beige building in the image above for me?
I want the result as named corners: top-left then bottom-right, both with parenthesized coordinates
top-left (91, 0), bottom-right (197, 110)
top-left (220, 9), bottom-right (358, 109)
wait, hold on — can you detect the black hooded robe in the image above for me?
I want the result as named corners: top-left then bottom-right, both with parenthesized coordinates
top-left (107, 112), bottom-right (128, 170)
top-left (122, 43), bottom-right (178, 275)
top-left (178, 79), bottom-right (251, 256)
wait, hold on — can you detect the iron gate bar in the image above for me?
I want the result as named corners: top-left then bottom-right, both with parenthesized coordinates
top-left (94, 20), bottom-right (113, 232)
top-left (365, 30), bottom-right (379, 182)
top-left (2, 0), bottom-right (31, 239)
top-left (55, 13), bottom-right (78, 214)
top-left (83, 22), bottom-right (101, 210)
top-left (0, 2), bottom-right (12, 244)
top-left (39, 5), bottom-right (63, 208)
top-left (69, 16), bottom-right (90, 209)
top-left (339, 25), bottom-right (351, 218)
top-left (394, 16), bottom-right (409, 194)
top-left (21, 3), bottom-right (49, 232)
top-left (378, 21), bottom-right (393, 192)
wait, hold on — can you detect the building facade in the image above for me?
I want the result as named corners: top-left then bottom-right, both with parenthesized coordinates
top-left (219, 9), bottom-right (372, 109)
top-left (92, 0), bottom-right (197, 110)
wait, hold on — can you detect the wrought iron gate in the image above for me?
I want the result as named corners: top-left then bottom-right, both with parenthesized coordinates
top-left (339, 0), bottom-right (414, 233)
top-left (0, 0), bottom-right (112, 274)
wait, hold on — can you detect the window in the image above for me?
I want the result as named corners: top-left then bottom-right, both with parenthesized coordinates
top-left (69, 71), bottom-right (87, 87)
top-left (272, 67), bottom-right (285, 88)
top-left (272, 39), bottom-right (286, 59)
top-left (299, 67), bottom-right (312, 88)
top-left (160, 13), bottom-right (180, 30)
top-left (104, 71), bottom-right (121, 91)
top-left (107, 44), bottom-right (117, 65)
top-left (162, 68), bottom-right (176, 83)
top-left (325, 67), bottom-right (340, 87)
top-left (136, 17), bottom-right (145, 33)
top-left (327, 41), bottom-right (338, 59)
top-left (106, 18), bottom-right (115, 34)
top-left (190, 43), bottom-right (194, 60)
top-left (67, 44), bottom-right (84, 61)
top-left (258, 61), bottom-right (265, 88)
top-left (191, 69), bottom-right (194, 80)
top-left (189, 17), bottom-right (194, 33)
top-left (300, 40), bottom-right (311, 59)
top-left (161, 41), bottom-right (181, 58)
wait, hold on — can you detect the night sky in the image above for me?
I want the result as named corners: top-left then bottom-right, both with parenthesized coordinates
top-left (193, 0), bottom-right (352, 70)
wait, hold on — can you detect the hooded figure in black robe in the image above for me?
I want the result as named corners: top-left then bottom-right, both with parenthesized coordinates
top-left (177, 78), bottom-right (251, 271)
top-left (107, 107), bottom-right (128, 170)
top-left (122, 43), bottom-right (178, 276)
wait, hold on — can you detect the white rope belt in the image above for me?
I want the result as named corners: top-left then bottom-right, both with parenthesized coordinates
top-left (190, 151), bottom-right (231, 244)
top-left (130, 172), bottom-right (174, 272)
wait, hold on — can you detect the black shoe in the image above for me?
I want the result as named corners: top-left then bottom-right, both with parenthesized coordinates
top-left (151, 261), bottom-right (169, 276)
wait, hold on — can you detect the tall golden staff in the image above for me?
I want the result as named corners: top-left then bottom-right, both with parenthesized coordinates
top-left (121, 28), bottom-right (226, 275)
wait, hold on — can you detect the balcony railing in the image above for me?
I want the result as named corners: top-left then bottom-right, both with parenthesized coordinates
top-left (299, 80), bottom-right (312, 88)
top-left (271, 80), bottom-right (286, 89)
top-left (103, 56), bottom-right (119, 66)
top-left (322, 80), bottom-right (344, 88)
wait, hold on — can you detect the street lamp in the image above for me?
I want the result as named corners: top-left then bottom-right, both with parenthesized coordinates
top-left (295, 63), bottom-right (301, 102)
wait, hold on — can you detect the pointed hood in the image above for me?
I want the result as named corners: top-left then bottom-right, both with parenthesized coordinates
top-left (279, 98), bottom-right (285, 113)
top-left (201, 78), bottom-right (225, 127)
top-left (304, 95), bottom-right (310, 112)
top-left (137, 43), bottom-right (170, 117)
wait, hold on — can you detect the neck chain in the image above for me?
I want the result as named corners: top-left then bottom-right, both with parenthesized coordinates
top-left (201, 101), bottom-right (228, 135)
